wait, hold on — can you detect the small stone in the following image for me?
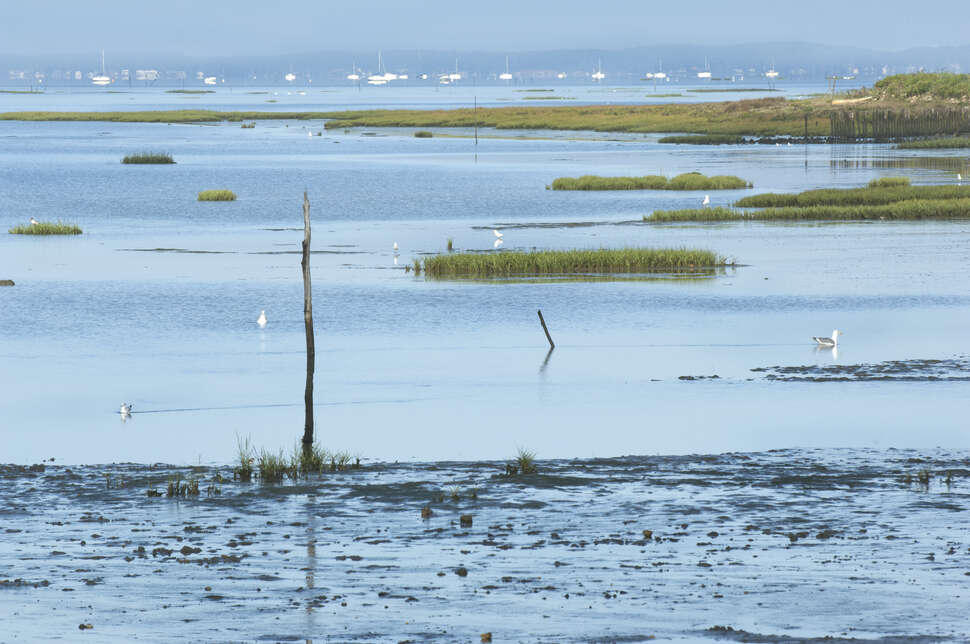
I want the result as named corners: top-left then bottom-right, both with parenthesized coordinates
top-left (421, 506), bottom-right (433, 519)
top-left (460, 515), bottom-right (473, 528)
top-left (642, 530), bottom-right (653, 539)
top-left (481, 632), bottom-right (492, 643)
top-left (455, 567), bottom-right (468, 577)
top-left (204, 586), bottom-right (212, 592)
top-left (78, 623), bottom-right (93, 630)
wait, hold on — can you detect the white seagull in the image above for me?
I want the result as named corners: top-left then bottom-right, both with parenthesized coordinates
top-left (958, 173), bottom-right (963, 182)
top-left (493, 238), bottom-right (503, 249)
top-left (812, 329), bottom-right (842, 347)
top-left (120, 402), bottom-right (132, 418)
top-left (29, 217), bottom-right (38, 226)
top-left (493, 229), bottom-right (503, 238)
top-left (257, 310), bottom-right (267, 327)
top-left (702, 195), bottom-right (710, 206)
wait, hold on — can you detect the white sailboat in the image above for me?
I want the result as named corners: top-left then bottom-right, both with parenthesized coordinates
top-left (91, 50), bottom-right (111, 86)
top-left (697, 57), bottom-right (712, 80)
top-left (591, 59), bottom-right (605, 81)
top-left (499, 56), bottom-right (513, 81)
top-left (347, 61), bottom-right (360, 81)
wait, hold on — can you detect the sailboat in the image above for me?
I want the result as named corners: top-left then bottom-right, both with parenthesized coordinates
top-left (697, 57), bottom-right (712, 80)
top-left (499, 56), bottom-right (513, 81)
top-left (367, 51), bottom-right (398, 85)
top-left (347, 61), bottom-right (360, 81)
top-left (91, 50), bottom-right (110, 86)
top-left (591, 59), bottom-right (605, 81)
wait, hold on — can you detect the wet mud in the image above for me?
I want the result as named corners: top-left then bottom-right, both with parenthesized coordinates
top-left (752, 356), bottom-right (970, 381)
top-left (2, 450), bottom-right (968, 642)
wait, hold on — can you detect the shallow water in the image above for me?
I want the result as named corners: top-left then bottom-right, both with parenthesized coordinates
top-left (1, 450), bottom-right (968, 642)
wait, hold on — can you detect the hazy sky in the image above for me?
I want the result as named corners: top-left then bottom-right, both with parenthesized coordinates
top-left (3, 0), bottom-right (969, 56)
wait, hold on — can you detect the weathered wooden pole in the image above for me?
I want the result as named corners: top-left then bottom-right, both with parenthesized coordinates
top-left (537, 309), bottom-right (555, 349)
top-left (301, 191), bottom-right (315, 452)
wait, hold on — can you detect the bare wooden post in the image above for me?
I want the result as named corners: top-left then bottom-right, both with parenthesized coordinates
top-left (301, 191), bottom-right (315, 452)
top-left (537, 309), bottom-right (554, 349)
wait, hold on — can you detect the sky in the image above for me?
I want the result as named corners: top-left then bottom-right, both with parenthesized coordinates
top-left (2, 0), bottom-right (969, 57)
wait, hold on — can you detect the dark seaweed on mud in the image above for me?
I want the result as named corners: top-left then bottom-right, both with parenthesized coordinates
top-left (752, 356), bottom-right (970, 381)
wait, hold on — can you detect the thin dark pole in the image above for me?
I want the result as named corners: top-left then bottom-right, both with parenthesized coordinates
top-left (537, 309), bottom-right (555, 349)
top-left (301, 192), bottom-right (315, 452)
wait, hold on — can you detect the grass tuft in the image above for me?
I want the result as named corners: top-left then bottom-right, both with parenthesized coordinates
top-left (550, 172), bottom-right (751, 191)
top-left (659, 134), bottom-right (746, 145)
top-left (9, 221), bottom-right (81, 235)
top-left (647, 199), bottom-right (970, 222)
top-left (257, 449), bottom-right (290, 483)
top-left (867, 177), bottom-right (911, 188)
top-left (197, 189), bottom-right (237, 201)
top-left (896, 137), bottom-right (970, 149)
top-left (122, 152), bottom-right (174, 164)
top-left (414, 130), bottom-right (433, 138)
top-left (505, 448), bottom-right (537, 476)
top-left (234, 435), bottom-right (254, 482)
top-left (734, 183), bottom-right (969, 208)
top-left (420, 248), bottom-right (725, 278)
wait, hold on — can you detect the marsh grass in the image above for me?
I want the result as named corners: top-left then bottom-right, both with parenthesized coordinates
top-left (647, 199), bottom-right (970, 222)
top-left (734, 183), bottom-right (970, 208)
top-left (896, 137), bottom-right (970, 149)
top-left (240, 122), bottom-right (256, 128)
top-left (549, 173), bottom-right (751, 191)
top-left (122, 152), bottom-right (174, 164)
top-left (166, 89), bottom-right (215, 94)
top-left (658, 134), bottom-right (747, 145)
top-left (867, 177), bottom-right (911, 188)
top-left (506, 448), bottom-right (537, 476)
top-left (166, 473), bottom-right (200, 497)
top-left (414, 130), bottom-right (433, 138)
top-left (421, 247), bottom-right (724, 278)
top-left (8, 221), bottom-right (81, 235)
top-left (197, 189), bottom-right (237, 201)
top-left (234, 435), bottom-right (254, 482)
top-left (447, 238), bottom-right (454, 251)
top-left (257, 449), bottom-right (290, 483)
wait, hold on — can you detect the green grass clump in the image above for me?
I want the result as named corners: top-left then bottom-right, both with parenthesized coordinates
top-left (734, 183), bottom-right (970, 208)
top-left (240, 122), bottom-right (256, 128)
top-left (197, 189), bottom-right (237, 201)
top-left (420, 248), bottom-right (725, 278)
top-left (506, 448), bottom-right (538, 476)
top-left (896, 137), bottom-right (970, 149)
top-left (549, 173), bottom-right (750, 191)
top-left (9, 221), bottom-right (81, 235)
top-left (257, 449), bottom-right (291, 483)
top-left (414, 130), bottom-right (433, 138)
top-left (867, 177), bottom-right (911, 188)
top-left (234, 435), bottom-right (254, 482)
top-left (659, 134), bottom-right (747, 145)
top-left (122, 152), bottom-right (174, 164)
top-left (647, 198), bottom-right (970, 222)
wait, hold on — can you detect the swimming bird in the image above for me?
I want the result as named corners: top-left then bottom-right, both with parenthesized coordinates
top-left (257, 310), bottom-right (267, 327)
top-left (493, 229), bottom-right (503, 238)
top-left (812, 329), bottom-right (842, 347)
top-left (393, 242), bottom-right (399, 251)
top-left (702, 195), bottom-right (710, 206)
top-left (29, 218), bottom-right (38, 226)
top-left (120, 402), bottom-right (132, 418)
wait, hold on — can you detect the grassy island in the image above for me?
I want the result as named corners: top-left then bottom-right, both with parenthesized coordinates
top-left (122, 152), bottom-right (175, 164)
top-left (896, 137), bottom-right (970, 150)
top-left (418, 248), bottom-right (726, 278)
top-left (646, 178), bottom-right (970, 222)
top-left (197, 189), bottom-right (237, 201)
top-left (9, 221), bottom-right (82, 235)
top-left (550, 173), bottom-right (751, 191)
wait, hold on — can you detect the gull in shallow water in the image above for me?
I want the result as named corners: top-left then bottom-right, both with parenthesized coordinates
top-left (702, 195), bottom-right (710, 206)
top-left (257, 310), bottom-right (267, 327)
top-left (812, 329), bottom-right (842, 347)
top-left (493, 238), bottom-right (503, 248)
top-left (493, 229), bottom-right (503, 238)
top-left (120, 403), bottom-right (132, 419)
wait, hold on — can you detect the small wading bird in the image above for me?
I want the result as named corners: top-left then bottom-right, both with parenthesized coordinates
top-left (29, 218), bottom-right (38, 226)
top-left (257, 310), bottom-right (267, 327)
top-left (812, 329), bottom-right (842, 347)
top-left (120, 402), bottom-right (132, 419)
top-left (393, 241), bottom-right (399, 251)
top-left (702, 195), bottom-right (710, 206)
top-left (493, 229), bottom-right (503, 238)
top-left (958, 173), bottom-right (963, 182)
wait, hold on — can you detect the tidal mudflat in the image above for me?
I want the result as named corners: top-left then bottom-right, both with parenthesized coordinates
top-left (2, 449), bottom-right (969, 642)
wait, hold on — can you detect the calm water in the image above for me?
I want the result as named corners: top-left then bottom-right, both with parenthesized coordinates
top-left (2, 88), bottom-right (970, 465)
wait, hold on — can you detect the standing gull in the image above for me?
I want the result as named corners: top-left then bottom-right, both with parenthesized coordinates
top-left (120, 403), bottom-right (132, 419)
top-left (29, 217), bottom-right (38, 226)
top-left (812, 329), bottom-right (842, 347)
top-left (493, 229), bottom-right (503, 238)
top-left (257, 310), bottom-right (267, 328)
top-left (702, 195), bottom-right (710, 206)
